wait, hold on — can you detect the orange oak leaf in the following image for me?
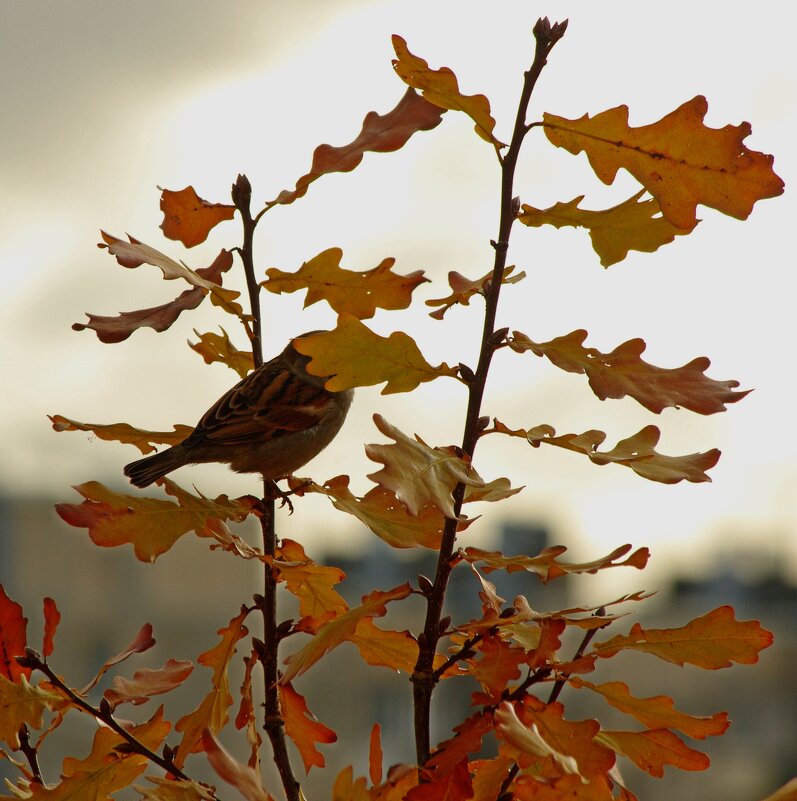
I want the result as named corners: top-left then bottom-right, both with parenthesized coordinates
top-left (136, 776), bottom-right (217, 801)
top-left (570, 678), bottom-right (728, 739)
top-left (0, 674), bottom-right (64, 748)
top-left (294, 315), bottom-right (459, 394)
top-left (426, 265), bottom-right (525, 319)
top-left (392, 35), bottom-right (503, 148)
top-left (274, 538), bottom-right (348, 631)
top-left (235, 651), bottom-right (258, 743)
top-left (511, 773), bottom-right (615, 801)
top-left (405, 759), bottom-right (473, 801)
top-left (274, 88), bottom-right (444, 205)
top-left (348, 619), bottom-right (420, 674)
top-left (160, 186), bottom-right (236, 248)
top-left (188, 327), bottom-right (254, 378)
top-left (757, 778), bottom-right (797, 801)
top-left (518, 191), bottom-right (693, 267)
top-left (366, 414), bottom-right (485, 518)
top-left (174, 608), bottom-right (249, 767)
top-left (464, 543), bottom-right (648, 583)
top-left (280, 584), bottom-right (412, 683)
top-left (80, 623), bottom-right (156, 694)
top-left (202, 730), bottom-right (273, 801)
top-left (279, 682), bottom-right (337, 772)
top-left (595, 729), bottom-right (709, 777)
top-left (370, 724), bottom-right (383, 786)
top-left (42, 597), bottom-right (60, 658)
top-left (469, 635), bottom-right (526, 702)
top-left (103, 659), bottom-right (194, 709)
top-left (25, 708), bottom-right (170, 801)
top-left (331, 765), bottom-right (370, 801)
top-left (371, 764), bottom-right (420, 801)
top-left (542, 96), bottom-right (784, 229)
top-left (0, 585), bottom-right (29, 682)
top-left (49, 414), bottom-right (193, 456)
top-left (508, 329), bottom-right (749, 415)
top-left (470, 755), bottom-right (515, 801)
top-left (428, 712), bottom-right (494, 774)
top-left (489, 419), bottom-right (720, 484)
top-left (73, 248), bottom-right (237, 342)
top-left (592, 605), bottom-right (773, 668)
top-left (263, 248), bottom-right (428, 320)
top-left (55, 480), bottom-right (257, 562)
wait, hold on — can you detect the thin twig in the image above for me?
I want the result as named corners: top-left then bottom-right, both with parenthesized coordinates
top-left (232, 176), bottom-right (301, 801)
top-left (411, 17), bottom-right (568, 767)
top-left (17, 725), bottom-right (43, 785)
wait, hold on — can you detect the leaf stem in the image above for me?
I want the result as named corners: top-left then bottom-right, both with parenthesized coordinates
top-left (232, 175), bottom-right (301, 801)
top-left (410, 17), bottom-right (568, 767)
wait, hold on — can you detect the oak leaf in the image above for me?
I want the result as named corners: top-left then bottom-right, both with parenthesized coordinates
top-left (263, 248), bottom-right (428, 320)
top-left (392, 35), bottom-right (503, 148)
top-left (280, 584), bottom-right (412, 683)
top-left (174, 608), bottom-right (249, 767)
top-left (570, 678), bottom-right (728, 739)
top-left (202, 730), bottom-right (273, 801)
top-left (426, 266), bottom-right (524, 319)
top-left (49, 415), bottom-right (193, 455)
top-left (103, 659), bottom-right (194, 709)
top-left (469, 635), bottom-right (526, 702)
top-left (470, 755), bottom-right (515, 801)
top-left (0, 585), bottom-right (29, 682)
top-left (489, 419), bottom-right (720, 483)
top-left (405, 759), bottom-right (473, 801)
top-left (55, 480), bottom-right (257, 562)
top-left (542, 96), bottom-right (784, 229)
top-left (464, 543), bottom-right (648, 583)
top-left (160, 186), bottom-right (236, 248)
top-left (332, 765), bottom-right (370, 801)
top-left (0, 674), bottom-right (64, 748)
top-left (370, 724), bottom-right (383, 786)
top-left (274, 88), bottom-right (444, 205)
top-left (366, 414), bottom-right (485, 518)
top-left (518, 191), bottom-right (693, 267)
top-left (279, 682), bottom-right (337, 772)
top-left (42, 597), bottom-right (60, 658)
top-left (592, 605), bottom-right (773, 668)
top-left (188, 328), bottom-right (254, 378)
top-left (135, 777), bottom-right (216, 801)
top-left (294, 316), bottom-right (459, 394)
top-left (428, 712), bottom-right (494, 774)
top-left (348, 619), bottom-right (420, 674)
top-left (508, 329), bottom-right (749, 415)
top-left (80, 623), bottom-right (156, 694)
top-left (595, 729), bottom-right (709, 777)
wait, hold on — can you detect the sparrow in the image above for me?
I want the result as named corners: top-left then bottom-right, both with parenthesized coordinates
top-left (124, 333), bottom-right (353, 488)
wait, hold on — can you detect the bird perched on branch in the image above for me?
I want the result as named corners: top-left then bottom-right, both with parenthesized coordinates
top-left (124, 333), bottom-right (352, 488)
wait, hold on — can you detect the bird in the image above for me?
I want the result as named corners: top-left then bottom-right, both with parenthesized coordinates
top-left (124, 333), bottom-right (353, 489)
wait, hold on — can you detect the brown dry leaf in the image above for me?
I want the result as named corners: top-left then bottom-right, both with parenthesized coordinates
top-left (160, 186), bottom-right (236, 248)
top-left (592, 605), bottom-right (773, 668)
top-left (426, 265), bottom-right (524, 319)
top-left (201, 730), bottom-right (273, 801)
top-left (274, 88), bottom-right (444, 205)
top-left (188, 328), bottom-right (254, 378)
top-left (509, 329), bottom-right (749, 415)
top-left (570, 678), bottom-right (728, 739)
top-left (55, 479), bottom-right (257, 562)
top-left (49, 414), bottom-right (193, 455)
top-left (279, 682), bottom-right (337, 772)
top-left (464, 543), bottom-right (648, 583)
top-left (280, 584), bottom-right (412, 683)
top-left (174, 608), bottom-right (249, 767)
top-left (366, 414), bottom-right (484, 518)
top-left (294, 315), bottom-right (459, 394)
top-left (489, 419), bottom-right (720, 484)
top-left (103, 659), bottom-right (194, 709)
top-left (80, 623), bottom-right (156, 694)
top-left (518, 191), bottom-right (693, 267)
top-left (263, 247), bottom-right (427, 320)
top-left (392, 35), bottom-right (503, 148)
top-left (543, 96), bottom-right (784, 229)
top-left (595, 729), bottom-right (709, 778)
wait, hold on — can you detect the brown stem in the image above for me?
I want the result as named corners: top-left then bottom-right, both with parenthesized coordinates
top-left (232, 175), bottom-right (300, 801)
top-left (17, 725), bottom-right (43, 785)
top-left (411, 17), bottom-right (568, 768)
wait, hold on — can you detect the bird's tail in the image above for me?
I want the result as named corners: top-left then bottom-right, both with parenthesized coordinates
top-left (124, 446), bottom-right (186, 488)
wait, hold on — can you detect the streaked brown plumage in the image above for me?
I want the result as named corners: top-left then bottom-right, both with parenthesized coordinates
top-left (124, 334), bottom-right (352, 488)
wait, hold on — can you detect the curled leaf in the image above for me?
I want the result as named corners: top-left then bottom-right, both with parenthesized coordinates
top-left (188, 328), bottom-right (254, 378)
top-left (426, 265), bottom-right (524, 319)
top-left (160, 186), bottom-right (236, 248)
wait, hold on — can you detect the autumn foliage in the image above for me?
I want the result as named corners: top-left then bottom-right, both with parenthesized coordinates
top-left (2, 15), bottom-right (788, 801)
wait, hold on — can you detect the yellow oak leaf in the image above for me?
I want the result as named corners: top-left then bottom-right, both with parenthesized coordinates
top-left (159, 186), bottom-right (236, 248)
top-left (595, 729), bottom-right (708, 778)
top-left (392, 35), bottom-right (503, 148)
top-left (518, 191), bottom-right (693, 267)
top-left (188, 327), bottom-right (254, 378)
top-left (294, 315), bottom-right (459, 394)
top-left (426, 265), bottom-right (524, 319)
top-left (135, 777), bottom-right (216, 801)
top-left (0, 675), bottom-right (64, 748)
top-left (543, 96), bottom-right (784, 229)
top-left (49, 414), bottom-right (193, 455)
top-left (263, 248), bottom-right (427, 320)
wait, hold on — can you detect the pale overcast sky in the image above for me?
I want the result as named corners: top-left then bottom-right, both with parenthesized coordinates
top-left (2, 1), bottom-right (794, 586)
